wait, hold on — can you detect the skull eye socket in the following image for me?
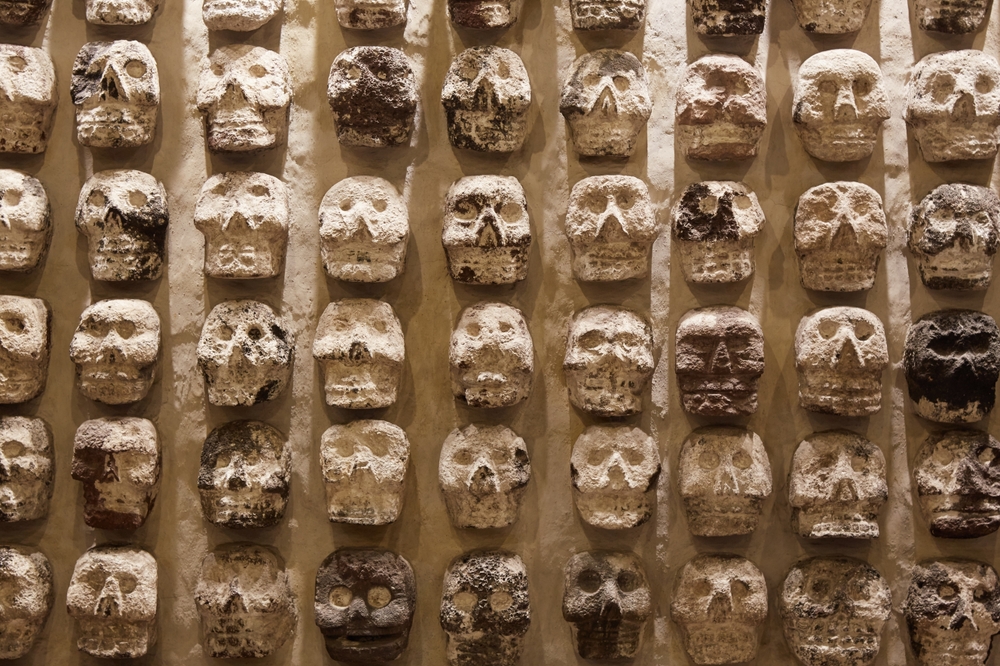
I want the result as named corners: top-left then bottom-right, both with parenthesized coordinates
top-left (345, 65), bottom-right (361, 80)
top-left (453, 590), bottom-right (478, 612)
top-left (698, 450), bottom-right (720, 470)
top-left (496, 60), bottom-right (510, 79)
top-left (2, 315), bottom-right (25, 333)
top-left (928, 332), bottom-right (993, 355)
top-left (731, 579), bottom-right (750, 602)
top-left (498, 202), bottom-right (523, 223)
top-left (128, 190), bottom-right (147, 208)
top-left (339, 198), bottom-right (353, 211)
top-left (853, 320), bottom-right (874, 341)
top-left (375, 68), bottom-right (388, 81)
top-left (7, 55), bottom-right (26, 73)
top-left (217, 325), bottom-right (233, 341)
top-left (117, 573), bottom-right (138, 594)
top-left (584, 192), bottom-right (609, 214)
top-left (249, 64), bottom-right (267, 78)
top-left (247, 326), bottom-right (263, 341)
top-left (938, 584), bottom-right (957, 599)
top-left (851, 454), bottom-right (868, 472)
top-left (692, 580), bottom-right (712, 597)
top-left (372, 199), bottom-right (388, 213)
top-left (125, 60), bottom-right (146, 78)
top-left (818, 320), bottom-right (839, 339)
top-left (115, 321), bottom-right (136, 339)
top-left (623, 448), bottom-right (645, 465)
top-left (367, 585), bottom-right (391, 609)
top-left (818, 80), bottom-right (838, 95)
top-left (1, 440), bottom-right (25, 458)
top-left (212, 63), bottom-right (224, 76)
top-left (732, 449), bottom-right (752, 470)
top-left (974, 587), bottom-right (990, 602)
top-left (577, 569), bottom-right (602, 593)
top-left (583, 72), bottom-right (601, 88)
top-left (453, 199), bottom-right (478, 222)
top-left (465, 322), bottom-right (481, 337)
top-left (613, 76), bottom-right (629, 92)
top-left (977, 75), bottom-right (994, 94)
top-left (452, 448), bottom-right (474, 465)
top-left (978, 447), bottom-right (997, 466)
top-left (498, 321), bottom-right (513, 334)
top-left (215, 452), bottom-right (233, 468)
top-left (698, 195), bottom-right (719, 216)
top-left (2, 189), bottom-right (21, 207)
top-left (931, 74), bottom-right (955, 103)
top-left (329, 585), bottom-right (353, 608)
top-left (88, 190), bottom-right (107, 208)
top-left (734, 195), bottom-right (753, 210)
top-left (932, 445), bottom-right (955, 466)
top-left (617, 571), bottom-right (641, 592)
top-left (489, 591), bottom-right (513, 611)
top-left (577, 329), bottom-right (604, 351)
top-left (587, 445), bottom-right (610, 466)
top-left (616, 190), bottom-right (636, 209)
top-left (250, 185), bottom-right (270, 197)
top-left (852, 77), bottom-right (872, 96)
top-left (809, 579), bottom-right (831, 599)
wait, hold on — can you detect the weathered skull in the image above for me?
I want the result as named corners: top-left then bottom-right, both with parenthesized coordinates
top-left (71, 417), bottom-right (160, 531)
top-left (198, 420), bottom-right (290, 529)
top-left (322, 420), bottom-right (409, 525)
top-left (908, 184), bottom-right (1000, 290)
top-left (0, 547), bottom-right (52, 659)
top-left (447, 0), bottom-right (519, 27)
top-left (904, 559), bottom-right (1000, 666)
top-left (197, 300), bottom-right (294, 406)
top-left (795, 307), bottom-right (888, 416)
top-left (320, 176), bottom-right (408, 283)
top-left (915, 0), bottom-right (986, 32)
top-left (675, 305), bottom-right (764, 417)
top-left (789, 430), bottom-right (887, 539)
top-left (679, 426), bottom-right (772, 537)
top-left (795, 181), bottom-right (888, 292)
top-left (72, 41), bottom-right (160, 149)
top-left (0, 0), bottom-right (49, 24)
top-left (203, 0), bottom-right (281, 30)
top-left (334, 0), bottom-right (404, 28)
top-left (560, 49), bottom-right (651, 157)
top-left (194, 172), bottom-right (289, 279)
top-left (86, 0), bottom-right (156, 24)
top-left (570, 0), bottom-right (644, 29)
top-left (442, 175), bottom-right (531, 284)
top-left (441, 47), bottom-right (530, 153)
top-left (673, 180), bottom-right (765, 283)
top-left (0, 295), bottom-right (49, 404)
top-left (790, 0), bottom-right (872, 32)
top-left (0, 416), bottom-right (51, 523)
top-left (439, 424), bottom-right (530, 529)
top-left (327, 46), bottom-right (417, 148)
top-left (195, 544), bottom-right (297, 658)
top-left (904, 309), bottom-right (1000, 423)
top-left (564, 305), bottom-right (653, 417)
top-left (566, 175), bottom-right (657, 282)
top-left (313, 299), bottom-right (404, 409)
top-left (67, 545), bottom-right (157, 659)
top-left (315, 548), bottom-right (416, 663)
top-left (676, 55), bottom-right (767, 162)
top-left (562, 551), bottom-right (651, 660)
top-left (571, 426), bottom-right (660, 530)
top-left (0, 46), bottom-right (56, 154)
top-left (440, 550), bottom-right (530, 666)
top-left (0, 170), bottom-right (50, 272)
top-left (907, 51), bottom-right (1000, 163)
top-left (914, 429), bottom-right (1000, 538)
top-left (76, 170), bottom-right (168, 282)
top-left (690, 0), bottom-right (764, 34)
top-left (780, 556), bottom-right (891, 666)
top-left (450, 302), bottom-right (533, 408)
top-left (670, 554), bottom-right (768, 665)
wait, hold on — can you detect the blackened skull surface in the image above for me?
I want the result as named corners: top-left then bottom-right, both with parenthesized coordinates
top-left (447, 0), bottom-right (520, 28)
top-left (0, 170), bottom-right (51, 272)
top-left (450, 302), bottom-right (533, 408)
top-left (915, 0), bottom-right (986, 32)
top-left (0, 546), bottom-right (53, 660)
top-left (690, 0), bottom-right (764, 35)
top-left (322, 420), bottom-right (409, 525)
top-left (0, 0), bottom-right (49, 24)
top-left (570, 0), bottom-right (644, 29)
top-left (0, 295), bottom-right (49, 404)
top-left (0, 416), bottom-right (52, 523)
top-left (790, 0), bottom-right (872, 32)
top-left (328, 46), bottom-right (417, 148)
top-left (0, 46), bottom-right (57, 154)
top-left (334, 0), bottom-right (405, 28)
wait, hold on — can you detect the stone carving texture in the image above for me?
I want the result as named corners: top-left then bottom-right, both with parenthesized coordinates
top-left (439, 423), bottom-right (530, 529)
top-left (0, 170), bottom-right (50, 272)
top-left (562, 551), bottom-right (651, 661)
top-left (0, 0), bottom-right (49, 24)
top-left (440, 550), bottom-right (530, 666)
top-left (0, 416), bottom-right (52, 523)
top-left (571, 425), bottom-right (659, 529)
top-left (779, 556), bottom-right (891, 666)
top-left (72, 417), bottom-right (160, 531)
top-left (313, 299), bottom-right (404, 409)
top-left (198, 420), bottom-right (290, 529)
top-left (328, 46), bottom-right (417, 148)
top-left (320, 176), bottom-right (408, 283)
top-left (315, 548), bottom-right (416, 663)
top-left (448, 0), bottom-right (519, 27)
top-left (915, 0), bottom-right (985, 32)
top-left (72, 41), bottom-right (159, 149)
top-left (908, 183), bottom-right (1000, 290)
top-left (795, 181), bottom-right (887, 292)
top-left (322, 420), bottom-right (409, 525)
top-left (570, 0), bottom-right (643, 29)
top-left (676, 55), bottom-right (766, 161)
top-left (0, 546), bottom-right (53, 659)
top-left (195, 172), bottom-right (290, 279)
top-left (335, 0), bottom-right (404, 28)
top-left (195, 544), bottom-right (297, 658)
top-left (679, 426), bottom-right (772, 537)
top-left (671, 554), bottom-right (767, 665)
top-left (450, 302), bottom-right (533, 408)
top-left (561, 49), bottom-right (651, 157)
top-left (790, 0), bottom-right (871, 32)
top-left (907, 50), bottom-right (1000, 163)
top-left (904, 309), bottom-right (1000, 423)
top-left (76, 170), bottom-right (169, 282)
top-left (86, 0), bottom-right (156, 24)
top-left (673, 180), bottom-right (765, 283)
top-left (203, 0), bottom-right (281, 30)
top-left (675, 305), bottom-right (764, 417)
top-left (0, 295), bottom-right (49, 404)
top-left (67, 545), bottom-right (157, 659)
top-left (0, 46), bottom-right (56, 154)
top-left (690, 0), bottom-right (763, 35)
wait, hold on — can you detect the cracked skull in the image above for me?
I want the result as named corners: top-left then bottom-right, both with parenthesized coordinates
top-left (450, 302), bottom-right (533, 408)
top-left (0, 170), bottom-right (50, 272)
top-left (203, 0), bottom-right (281, 30)
top-left (328, 46), bottom-right (417, 148)
top-left (570, 0), bottom-right (644, 28)
top-left (0, 416), bottom-right (52, 523)
top-left (447, 0), bottom-right (519, 27)
top-left (790, 0), bottom-right (872, 32)
top-left (0, 295), bottom-right (48, 404)
top-left (915, 0), bottom-right (986, 32)
top-left (690, 0), bottom-right (764, 35)
top-left (86, 0), bottom-right (156, 24)
top-left (0, 46), bottom-right (56, 154)
top-left (0, 547), bottom-right (53, 660)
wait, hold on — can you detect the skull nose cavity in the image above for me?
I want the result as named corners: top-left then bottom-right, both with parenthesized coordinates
top-left (830, 221), bottom-right (857, 248)
top-left (226, 466), bottom-right (248, 490)
top-left (101, 453), bottom-right (120, 483)
top-left (834, 89), bottom-right (858, 121)
top-left (951, 604), bottom-right (979, 632)
top-left (223, 211), bottom-right (249, 232)
top-left (951, 92), bottom-right (976, 122)
top-left (835, 337), bottom-right (863, 369)
top-left (707, 592), bottom-right (732, 622)
top-left (223, 580), bottom-right (248, 614)
top-left (596, 214), bottom-right (626, 242)
top-left (599, 595), bottom-right (623, 619)
top-left (477, 218), bottom-right (499, 248)
top-left (468, 461), bottom-right (498, 498)
top-left (835, 477), bottom-right (859, 501)
top-left (348, 341), bottom-right (370, 362)
top-left (96, 579), bottom-right (123, 617)
top-left (710, 340), bottom-right (731, 372)
top-left (101, 69), bottom-right (123, 101)
top-left (346, 595), bottom-right (369, 620)
top-left (596, 86), bottom-right (618, 115)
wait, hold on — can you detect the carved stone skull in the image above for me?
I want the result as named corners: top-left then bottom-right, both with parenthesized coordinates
top-left (560, 49), bottom-right (651, 157)
top-left (197, 300), bottom-right (293, 406)
top-left (790, 0), bottom-right (872, 32)
top-left (320, 176), bottom-right (408, 283)
top-left (71, 300), bottom-right (158, 405)
top-left (676, 55), bottom-right (767, 162)
top-left (907, 51), bottom-right (1000, 163)
top-left (440, 550), bottom-right (530, 666)
top-left (441, 47), bottom-right (530, 153)
top-left (194, 172), bottom-right (289, 279)
top-left (448, 0), bottom-right (519, 27)
top-left (327, 46), bottom-right (417, 148)
top-left (198, 420), bottom-right (290, 529)
top-left (86, 0), bottom-right (156, 24)
top-left (690, 0), bottom-right (764, 34)
top-left (0, 296), bottom-right (49, 404)
top-left (571, 425), bottom-right (660, 530)
top-left (908, 184), bottom-right (1000, 290)
top-left (0, 0), bottom-right (49, 24)
top-left (915, 0), bottom-right (986, 32)
top-left (0, 416), bottom-right (52, 523)
top-left (67, 545), bottom-right (157, 659)
top-left (72, 41), bottom-right (159, 149)
top-left (795, 307), bottom-right (888, 416)
top-left (0, 170), bottom-right (50, 272)
top-left (322, 420), bottom-right (409, 526)
top-left (442, 175), bottom-right (531, 284)
top-left (450, 302), bottom-right (533, 408)
top-left (203, 0), bottom-right (281, 30)
top-left (675, 306), bottom-right (764, 417)
top-left (570, 0), bottom-right (644, 29)
top-left (795, 182), bottom-right (888, 292)
top-left (671, 554), bottom-right (768, 665)
top-left (313, 299), bottom-right (404, 409)
top-left (0, 547), bottom-right (52, 659)
top-left (334, 0), bottom-right (404, 28)
top-left (0, 46), bottom-right (56, 154)
top-left (679, 426), bottom-right (772, 537)
top-left (315, 548), bottom-right (416, 663)
top-left (562, 551), bottom-right (651, 661)
top-left (439, 424), bottom-right (530, 529)
top-left (195, 544), bottom-right (296, 658)
top-left (904, 309), bottom-right (1000, 423)
top-left (780, 556), bottom-right (891, 666)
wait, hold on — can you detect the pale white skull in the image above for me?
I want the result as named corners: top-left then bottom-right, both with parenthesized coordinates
top-left (0, 416), bottom-right (52, 523)
top-left (319, 176), bottom-right (408, 283)
top-left (447, 0), bottom-right (520, 27)
top-left (313, 299), bottom-right (404, 409)
top-left (439, 424), bottom-right (530, 529)
top-left (0, 170), bottom-right (50, 272)
top-left (0, 547), bottom-right (53, 660)
top-left (571, 425), bottom-right (660, 530)
top-left (0, 295), bottom-right (48, 404)
top-left (678, 426), bottom-right (772, 537)
top-left (0, 46), bottom-right (56, 154)
top-left (194, 172), bottom-right (289, 279)
top-left (86, 0), bottom-right (156, 24)
top-left (203, 0), bottom-right (282, 30)
top-left (790, 0), bottom-right (872, 32)
top-left (334, 0), bottom-right (404, 28)
top-left (570, 0), bottom-right (644, 29)
top-left (915, 0), bottom-right (986, 32)
top-left (450, 302), bottom-right (533, 409)
top-left (322, 420), bottom-right (409, 525)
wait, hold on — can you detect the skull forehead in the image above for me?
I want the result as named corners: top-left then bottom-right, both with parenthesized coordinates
top-left (442, 423), bottom-right (526, 459)
top-left (77, 299), bottom-right (159, 330)
top-left (73, 546), bottom-right (155, 581)
top-left (0, 547), bottom-right (50, 591)
top-left (333, 45), bottom-right (412, 79)
top-left (802, 305), bottom-right (884, 331)
top-left (687, 54), bottom-right (763, 88)
top-left (0, 294), bottom-right (47, 321)
top-left (0, 44), bottom-right (56, 97)
top-left (782, 556), bottom-right (891, 606)
top-left (914, 49), bottom-right (1000, 81)
top-left (207, 43), bottom-right (287, 74)
top-left (680, 425), bottom-right (768, 465)
top-left (674, 181), bottom-right (765, 239)
top-left (913, 559), bottom-right (999, 589)
top-left (444, 46), bottom-right (530, 95)
top-left (915, 429), bottom-right (1000, 488)
top-left (793, 430), bottom-right (885, 471)
top-left (910, 308), bottom-right (1000, 342)
top-left (915, 183), bottom-right (1000, 219)
top-left (202, 420), bottom-right (285, 465)
top-left (677, 306), bottom-right (762, 339)
top-left (799, 49), bottom-right (882, 81)
top-left (323, 419), bottom-right (408, 453)
top-left (565, 550), bottom-right (645, 578)
top-left (320, 176), bottom-right (406, 235)
top-left (569, 305), bottom-right (651, 340)
top-left (73, 40), bottom-right (158, 89)
top-left (0, 416), bottom-right (50, 452)
top-left (456, 302), bottom-right (529, 333)
top-left (315, 299), bottom-right (404, 350)
top-left (570, 49), bottom-right (644, 82)
top-left (444, 550), bottom-right (528, 594)
top-left (907, 559), bottom-right (1000, 619)
top-left (799, 181), bottom-right (884, 212)
top-left (0, 170), bottom-right (46, 209)
top-left (196, 172), bottom-right (288, 216)
top-left (203, 543), bottom-right (283, 574)
top-left (74, 417), bottom-right (157, 455)
top-left (79, 170), bottom-right (167, 215)
top-left (447, 175), bottom-right (525, 207)
top-left (205, 300), bottom-right (280, 329)
top-left (319, 548), bottom-right (415, 590)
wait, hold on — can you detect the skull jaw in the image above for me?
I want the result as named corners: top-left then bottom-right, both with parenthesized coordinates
top-left (917, 249), bottom-right (993, 290)
top-left (200, 489), bottom-right (286, 528)
top-left (677, 123), bottom-right (764, 161)
top-left (202, 0), bottom-right (282, 31)
top-left (798, 252), bottom-right (880, 292)
top-left (681, 624), bottom-right (760, 665)
top-left (333, 119), bottom-right (413, 148)
top-left (77, 366), bottom-right (153, 405)
top-left (335, 0), bottom-right (407, 29)
top-left (786, 617), bottom-right (883, 666)
top-left (445, 110), bottom-right (529, 153)
top-left (911, 623), bottom-right (995, 666)
top-left (83, 504), bottom-right (152, 531)
top-left (683, 497), bottom-right (764, 536)
top-left (921, 495), bottom-right (1000, 538)
top-left (0, 619), bottom-right (46, 659)
top-left (445, 245), bottom-right (530, 284)
top-left (677, 238), bottom-right (756, 284)
top-left (0, 106), bottom-right (55, 154)
top-left (204, 359), bottom-right (290, 406)
top-left (0, 237), bottom-right (49, 272)
top-left (797, 377), bottom-right (883, 417)
top-left (678, 376), bottom-right (760, 417)
top-left (204, 243), bottom-right (285, 279)
top-left (89, 246), bottom-right (163, 282)
top-left (570, 242), bottom-right (652, 282)
top-left (86, 0), bottom-right (156, 24)
top-left (447, 0), bottom-right (519, 28)
top-left (690, 0), bottom-right (765, 35)
top-left (570, 618), bottom-right (644, 660)
top-left (566, 371), bottom-right (645, 417)
top-left (0, 368), bottom-right (45, 404)
top-left (76, 105), bottom-right (157, 149)
top-left (792, 507), bottom-right (881, 539)
top-left (911, 122), bottom-right (1000, 163)
top-left (322, 241), bottom-right (407, 283)
top-left (0, 0), bottom-right (50, 24)
top-left (0, 484), bottom-right (50, 522)
top-left (574, 489), bottom-right (652, 529)
top-left (320, 360), bottom-right (401, 409)
top-left (452, 369), bottom-right (531, 409)
top-left (325, 475), bottom-right (404, 525)
top-left (916, 0), bottom-right (987, 33)
top-left (567, 115), bottom-right (647, 158)
top-left (75, 618), bottom-right (156, 659)
top-left (206, 118), bottom-right (284, 153)
top-left (791, 0), bottom-right (870, 33)
top-left (914, 396), bottom-right (988, 424)
top-left (571, 0), bottom-right (645, 29)
top-left (323, 629), bottom-right (410, 663)
top-left (442, 484), bottom-right (526, 528)
top-left (445, 632), bottom-right (525, 666)
top-left (201, 611), bottom-right (295, 658)
top-left (796, 123), bottom-right (881, 162)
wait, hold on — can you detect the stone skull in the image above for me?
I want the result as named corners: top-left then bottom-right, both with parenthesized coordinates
top-left (0, 547), bottom-right (53, 660)
top-left (334, 0), bottom-right (405, 28)
top-left (915, 0), bottom-right (986, 32)
top-left (447, 0), bottom-right (519, 27)
top-left (0, 416), bottom-right (52, 523)
top-left (690, 0), bottom-right (764, 35)
top-left (450, 302), bottom-right (533, 409)
top-left (0, 295), bottom-right (49, 404)
top-left (570, 0), bottom-right (644, 29)
top-left (86, 0), bottom-right (156, 24)
top-left (203, 0), bottom-right (282, 30)
top-left (327, 46), bottom-right (417, 148)
top-left (0, 170), bottom-right (50, 272)
top-left (0, 46), bottom-right (56, 154)
top-left (790, 0), bottom-right (872, 32)
top-left (0, 0), bottom-right (49, 24)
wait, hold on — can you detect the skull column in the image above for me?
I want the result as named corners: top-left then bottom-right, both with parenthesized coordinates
top-left (0, 546), bottom-right (53, 659)
top-left (0, 295), bottom-right (49, 404)
top-left (0, 170), bottom-right (51, 272)
top-left (450, 302), bottom-right (533, 408)
top-left (0, 416), bottom-right (52, 523)
top-left (327, 46), bottom-right (417, 148)
top-left (0, 46), bottom-right (57, 154)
